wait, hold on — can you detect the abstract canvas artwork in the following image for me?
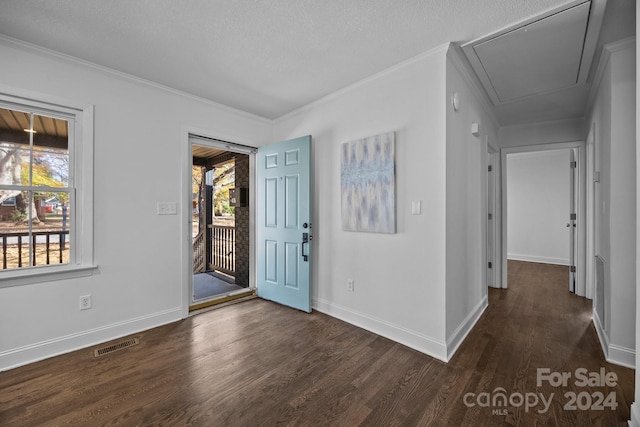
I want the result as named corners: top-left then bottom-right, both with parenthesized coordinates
top-left (341, 132), bottom-right (396, 233)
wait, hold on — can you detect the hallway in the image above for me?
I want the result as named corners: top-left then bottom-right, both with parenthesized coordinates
top-left (449, 260), bottom-right (635, 425)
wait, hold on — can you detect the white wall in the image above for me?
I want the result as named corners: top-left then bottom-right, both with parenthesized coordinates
top-left (273, 45), bottom-right (450, 360)
top-left (587, 38), bottom-right (636, 368)
top-left (0, 38), bottom-right (272, 370)
top-left (507, 150), bottom-right (570, 266)
top-left (498, 118), bottom-right (585, 149)
top-left (444, 49), bottom-right (498, 357)
top-left (607, 40), bottom-right (636, 364)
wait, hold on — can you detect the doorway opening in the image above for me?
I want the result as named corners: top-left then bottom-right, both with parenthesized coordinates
top-left (500, 142), bottom-right (589, 298)
top-left (190, 138), bottom-right (254, 311)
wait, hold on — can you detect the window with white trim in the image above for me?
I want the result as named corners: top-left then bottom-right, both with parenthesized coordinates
top-left (0, 92), bottom-right (94, 285)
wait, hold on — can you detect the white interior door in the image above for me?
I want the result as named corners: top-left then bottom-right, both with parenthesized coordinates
top-left (569, 148), bottom-right (577, 292)
top-left (487, 151), bottom-right (496, 288)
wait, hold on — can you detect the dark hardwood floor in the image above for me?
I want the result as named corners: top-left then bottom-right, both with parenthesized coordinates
top-left (1, 261), bottom-right (634, 426)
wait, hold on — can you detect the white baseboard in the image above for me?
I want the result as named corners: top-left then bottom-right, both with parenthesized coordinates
top-left (446, 295), bottom-right (488, 361)
top-left (593, 308), bottom-right (609, 358)
top-left (507, 254), bottom-right (569, 266)
top-left (592, 308), bottom-right (635, 369)
top-left (629, 401), bottom-right (640, 427)
top-left (0, 307), bottom-right (182, 371)
top-left (608, 344), bottom-right (636, 369)
top-left (312, 298), bottom-right (447, 362)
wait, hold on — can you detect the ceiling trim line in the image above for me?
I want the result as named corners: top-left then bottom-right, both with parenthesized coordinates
top-left (499, 117), bottom-right (586, 136)
top-left (490, 82), bottom-right (585, 107)
top-left (0, 34), bottom-right (273, 125)
top-left (461, 0), bottom-right (589, 50)
top-left (585, 37), bottom-right (636, 116)
top-left (577, 0), bottom-right (607, 85)
top-left (274, 43), bottom-right (450, 124)
top-left (447, 45), bottom-right (500, 130)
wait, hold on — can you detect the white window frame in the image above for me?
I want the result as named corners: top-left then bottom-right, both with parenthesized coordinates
top-left (0, 87), bottom-right (96, 287)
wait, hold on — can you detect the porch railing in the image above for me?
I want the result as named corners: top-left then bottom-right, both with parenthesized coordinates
top-left (0, 230), bottom-right (70, 269)
top-left (209, 225), bottom-right (235, 275)
top-left (193, 230), bottom-right (205, 273)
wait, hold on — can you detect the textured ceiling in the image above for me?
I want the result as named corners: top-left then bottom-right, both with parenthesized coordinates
top-left (0, 0), bottom-right (634, 123)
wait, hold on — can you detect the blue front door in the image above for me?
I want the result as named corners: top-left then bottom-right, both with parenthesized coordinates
top-left (257, 135), bottom-right (312, 312)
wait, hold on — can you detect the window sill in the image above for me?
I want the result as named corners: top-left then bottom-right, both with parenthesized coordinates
top-left (0, 264), bottom-right (98, 288)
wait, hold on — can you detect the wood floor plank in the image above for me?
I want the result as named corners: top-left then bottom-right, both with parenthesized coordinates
top-left (0, 261), bottom-right (634, 426)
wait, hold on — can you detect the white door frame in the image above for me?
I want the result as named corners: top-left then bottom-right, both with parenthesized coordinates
top-left (487, 143), bottom-right (501, 288)
top-left (500, 141), bottom-right (590, 297)
top-left (180, 126), bottom-right (257, 318)
top-left (585, 124), bottom-right (596, 300)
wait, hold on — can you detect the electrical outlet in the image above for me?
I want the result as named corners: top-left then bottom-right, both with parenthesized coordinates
top-left (347, 279), bottom-right (354, 292)
top-left (79, 294), bottom-right (92, 310)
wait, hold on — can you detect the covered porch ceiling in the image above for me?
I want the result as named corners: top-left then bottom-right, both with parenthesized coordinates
top-left (0, 107), bottom-right (68, 150)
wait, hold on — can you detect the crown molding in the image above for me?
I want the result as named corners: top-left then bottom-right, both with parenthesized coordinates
top-left (446, 44), bottom-right (501, 130)
top-left (0, 34), bottom-right (272, 124)
top-left (275, 43), bottom-right (450, 123)
top-left (586, 36), bottom-right (636, 114)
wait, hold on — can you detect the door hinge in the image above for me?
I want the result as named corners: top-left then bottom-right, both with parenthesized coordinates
top-left (570, 266), bottom-right (576, 273)
top-left (488, 262), bottom-right (493, 269)
top-left (570, 213), bottom-right (577, 220)
top-left (488, 213), bottom-right (493, 220)
top-left (488, 165), bottom-right (493, 172)
top-left (570, 161), bottom-right (577, 168)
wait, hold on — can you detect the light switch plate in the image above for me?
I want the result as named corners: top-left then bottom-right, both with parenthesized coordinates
top-left (157, 202), bottom-right (177, 215)
top-left (412, 201), bottom-right (421, 215)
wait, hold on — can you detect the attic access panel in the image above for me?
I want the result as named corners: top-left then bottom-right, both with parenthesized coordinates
top-left (464, 1), bottom-right (592, 104)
